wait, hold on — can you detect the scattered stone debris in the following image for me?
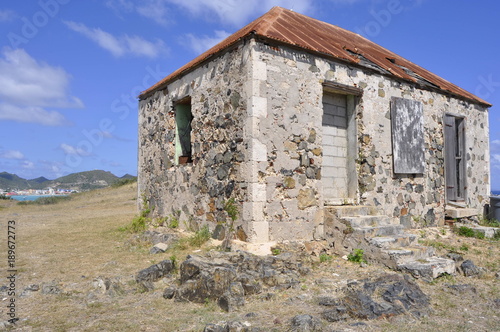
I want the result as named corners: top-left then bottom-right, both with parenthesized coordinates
top-left (92, 277), bottom-right (125, 297)
top-left (443, 284), bottom-right (477, 296)
top-left (41, 282), bottom-right (62, 295)
top-left (162, 250), bottom-right (309, 311)
top-left (203, 321), bottom-right (257, 332)
top-left (289, 314), bottom-right (323, 332)
top-left (149, 242), bottom-right (169, 254)
top-left (320, 274), bottom-right (431, 321)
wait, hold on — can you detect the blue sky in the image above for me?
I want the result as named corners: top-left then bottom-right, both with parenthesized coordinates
top-left (0, 0), bottom-right (499, 189)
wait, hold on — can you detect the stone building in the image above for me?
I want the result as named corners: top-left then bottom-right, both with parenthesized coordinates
top-left (138, 7), bottom-right (491, 246)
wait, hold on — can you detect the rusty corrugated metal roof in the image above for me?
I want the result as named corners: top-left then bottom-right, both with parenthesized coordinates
top-left (139, 7), bottom-right (491, 107)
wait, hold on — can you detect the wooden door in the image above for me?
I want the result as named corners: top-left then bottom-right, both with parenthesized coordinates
top-left (444, 115), bottom-right (466, 202)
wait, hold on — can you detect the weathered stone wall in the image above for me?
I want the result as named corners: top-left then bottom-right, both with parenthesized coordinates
top-left (251, 40), bottom-right (489, 240)
top-left (138, 37), bottom-right (489, 243)
top-left (138, 43), bottom-right (251, 233)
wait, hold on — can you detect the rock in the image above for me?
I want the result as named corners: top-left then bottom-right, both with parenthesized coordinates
top-left (173, 251), bottom-right (309, 310)
top-left (446, 253), bottom-right (463, 262)
top-left (493, 299), bottom-right (500, 309)
top-left (25, 284), bottom-right (40, 292)
top-left (459, 260), bottom-right (482, 277)
top-left (150, 242), bottom-right (169, 254)
top-left (203, 321), bottom-right (256, 332)
top-left (218, 282), bottom-right (245, 312)
top-left (297, 188), bottom-right (317, 210)
top-left (41, 282), bottom-right (62, 295)
top-left (321, 306), bottom-right (349, 322)
top-left (140, 230), bottom-right (176, 245)
top-left (136, 259), bottom-right (174, 290)
top-left (444, 284), bottom-right (477, 295)
top-left (289, 314), bottom-right (322, 332)
top-left (321, 274), bottom-right (430, 321)
top-left (163, 287), bottom-right (176, 299)
top-left (212, 224), bottom-right (226, 241)
top-left (283, 177), bottom-right (296, 189)
top-left (93, 277), bottom-right (124, 297)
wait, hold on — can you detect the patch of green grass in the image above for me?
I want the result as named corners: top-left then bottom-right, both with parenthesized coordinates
top-left (347, 248), bottom-right (366, 264)
top-left (120, 194), bottom-right (150, 233)
top-left (419, 239), bottom-right (460, 252)
top-left (271, 248), bottom-right (281, 256)
top-left (112, 177), bottom-right (137, 188)
top-left (17, 195), bottom-right (72, 205)
top-left (459, 244), bottom-right (469, 252)
top-left (456, 226), bottom-right (485, 239)
top-left (319, 253), bottom-right (332, 263)
top-left (168, 215), bottom-right (179, 229)
top-left (188, 225), bottom-right (211, 247)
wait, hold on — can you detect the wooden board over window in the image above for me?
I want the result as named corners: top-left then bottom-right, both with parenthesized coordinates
top-left (391, 97), bottom-right (425, 174)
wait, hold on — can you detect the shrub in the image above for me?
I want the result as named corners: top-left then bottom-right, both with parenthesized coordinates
top-left (0, 195), bottom-right (12, 200)
top-left (122, 194), bottom-right (150, 233)
top-left (188, 226), bottom-right (211, 247)
top-left (347, 248), bottom-right (366, 264)
top-left (319, 253), bottom-right (332, 263)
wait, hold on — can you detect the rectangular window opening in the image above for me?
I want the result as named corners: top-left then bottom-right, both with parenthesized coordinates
top-left (174, 98), bottom-right (192, 165)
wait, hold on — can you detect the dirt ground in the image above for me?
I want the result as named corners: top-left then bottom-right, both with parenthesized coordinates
top-left (0, 183), bottom-right (499, 331)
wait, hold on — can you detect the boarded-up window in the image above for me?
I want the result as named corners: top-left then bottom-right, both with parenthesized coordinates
top-left (391, 97), bottom-right (424, 174)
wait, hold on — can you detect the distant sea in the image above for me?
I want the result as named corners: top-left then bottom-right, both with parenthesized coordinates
top-left (10, 195), bottom-right (67, 201)
top-left (493, 191), bottom-right (500, 196)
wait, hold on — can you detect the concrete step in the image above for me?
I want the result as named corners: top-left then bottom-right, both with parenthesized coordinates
top-left (368, 233), bottom-right (418, 249)
top-left (381, 246), bottom-right (435, 265)
top-left (342, 215), bottom-right (396, 228)
top-left (398, 257), bottom-right (456, 279)
top-left (354, 224), bottom-right (404, 237)
top-left (327, 206), bottom-right (379, 218)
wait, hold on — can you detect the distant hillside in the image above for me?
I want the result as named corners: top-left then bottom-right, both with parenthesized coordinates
top-left (0, 170), bottom-right (137, 191)
top-left (0, 172), bottom-right (32, 190)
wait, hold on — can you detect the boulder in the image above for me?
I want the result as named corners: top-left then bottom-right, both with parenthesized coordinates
top-left (320, 274), bottom-right (431, 321)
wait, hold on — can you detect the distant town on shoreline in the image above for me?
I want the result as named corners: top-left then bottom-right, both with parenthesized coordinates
top-left (0, 170), bottom-right (136, 196)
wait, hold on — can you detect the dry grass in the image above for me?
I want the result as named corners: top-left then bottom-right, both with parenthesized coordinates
top-left (0, 185), bottom-right (499, 331)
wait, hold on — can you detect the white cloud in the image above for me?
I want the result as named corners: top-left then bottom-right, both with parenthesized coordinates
top-left (166, 0), bottom-right (314, 27)
top-left (0, 103), bottom-right (70, 126)
top-left (105, 0), bottom-right (134, 13)
top-left (60, 143), bottom-right (92, 156)
top-left (185, 30), bottom-right (231, 54)
top-left (0, 150), bottom-right (24, 160)
top-left (22, 161), bottom-right (35, 169)
top-left (0, 9), bottom-right (16, 22)
top-left (136, 0), bottom-right (171, 26)
top-left (64, 21), bottom-right (166, 58)
top-left (0, 48), bottom-right (83, 109)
